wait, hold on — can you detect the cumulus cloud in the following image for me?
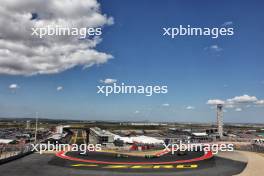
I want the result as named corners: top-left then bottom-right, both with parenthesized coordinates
top-left (56, 86), bottom-right (63, 91)
top-left (207, 95), bottom-right (258, 106)
top-left (255, 100), bottom-right (264, 105)
top-left (9, 84), bottom-right (19, 90)
top-left (207, 99), bottom-right (225, 105)
top-left (162, 103), bottom-right (170, 107)
top-left (100, 78), bottom-right (117, 84)
top-left (227, 94), bottom-right (257, 103)
top-left (0, 0), bottom-right (113, 75)
top-left (207, 94), bottom-right (263, 110)
top-left (9, 84), bottom-right (19, 93)
top-left (186, 106), bottom-right (195, 110)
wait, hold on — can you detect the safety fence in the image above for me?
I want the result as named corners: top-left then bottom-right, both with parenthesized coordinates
top-left (235, 144), bottom-right (264, 153)
top-left (0, 144), bottom-right (33, 164)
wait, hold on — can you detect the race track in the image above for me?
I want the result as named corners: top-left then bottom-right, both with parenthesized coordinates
top-left (0, 151), bottom-right (247, 176)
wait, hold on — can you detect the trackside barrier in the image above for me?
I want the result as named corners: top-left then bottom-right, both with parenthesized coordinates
top-left (0, 144), bottom-right (34, 165)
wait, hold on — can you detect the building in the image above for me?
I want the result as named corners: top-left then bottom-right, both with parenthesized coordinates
top-left (56, 125), bottom-right (64, 134)
top-left (217, 104), bottom-right (224, 138)
top-left (120, 122), bottom-right (167, 126)
top-left (191, 132), bottom-right (210, 142)
top-left (206, 128), bottom-right (218, 134)
top-left (89, 127), bottom-right (114, 145)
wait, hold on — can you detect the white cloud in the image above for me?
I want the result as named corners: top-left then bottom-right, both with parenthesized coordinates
top-left (255, 100), bottom-right (264, 105)
top-left (227, 94), bottom-right (257, 103)
top-left (186, 106), bottom-right (195, 110)
top-left (207, 94), bottom-right (260, 110)
top-left (222, 21), bottom-right (233, 26)
top-left (100, 78), bottom-right (117, 84)
top-left (9, 84), bottom-right (19, 90)
top-left (56, 86), bottom-right (63, 91)
top-left (225, 103), bottom-right (235, 109)
top-left (205, 45), bottom-right (223, 52)
top-left (235, 108), bottom-right (242, 112)
top-left (207, 99), bottom-right (225, 105)
top-left (0, 0), bottom-right (113, 75)
top-left (162, 103), bottom-right (170, 107)
top-left (207, 95), bottom-right (263, 110)
top-left (210, 45), bottom-right (223, 52)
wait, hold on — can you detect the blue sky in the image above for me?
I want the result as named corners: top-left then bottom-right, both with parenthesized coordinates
top-left (0, 0), bottom-right (264, 123)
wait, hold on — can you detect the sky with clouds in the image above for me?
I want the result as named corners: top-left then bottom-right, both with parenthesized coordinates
top-left (0, 0), bottom-right (263, 123)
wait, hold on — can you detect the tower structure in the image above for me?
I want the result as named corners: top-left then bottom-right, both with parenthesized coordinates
top-left (216, 104), bottom-right (223, 138)
top-left (26, 120), bottom-right (30, 129)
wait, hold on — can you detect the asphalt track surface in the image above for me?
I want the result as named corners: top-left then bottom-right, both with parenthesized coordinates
top-left (0, 151), bottom-right (247, 176)
top-left (58, 150), bottom-right (206, 164)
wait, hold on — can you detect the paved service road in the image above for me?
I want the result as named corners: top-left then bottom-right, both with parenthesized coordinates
top-left (234, 151), bottom-right (264, 176)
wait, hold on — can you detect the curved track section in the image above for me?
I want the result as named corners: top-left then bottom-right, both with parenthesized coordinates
top-left (55, 150), bottom-right (213, 165)
top-left (50, 150), bottom-right (220, 173)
